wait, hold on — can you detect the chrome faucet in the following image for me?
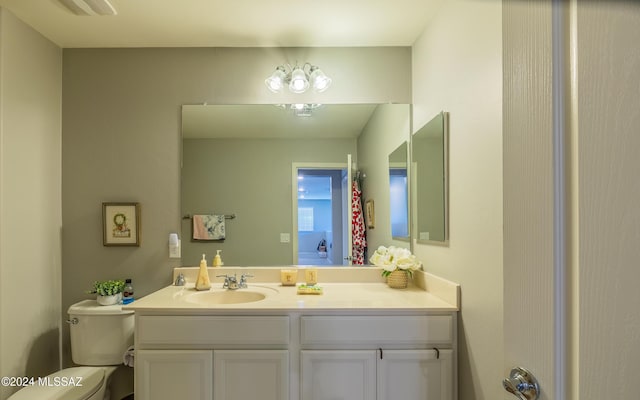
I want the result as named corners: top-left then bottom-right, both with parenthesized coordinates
top-left (217, 274), bottom-right (239, 290)
top-left (174, 273), bottom-right (185, 286)
top-left (238, 273), bottom-right (253, 289)
top-left (216, 273), bottom-right (253, 290)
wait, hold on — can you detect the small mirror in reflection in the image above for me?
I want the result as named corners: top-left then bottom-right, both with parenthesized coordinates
top-left (412, 111), bottom-right (449, 244)
top-left (388, 142), bottom-right (409, 239)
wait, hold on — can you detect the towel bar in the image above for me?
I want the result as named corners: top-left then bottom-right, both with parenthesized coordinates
top-left (182, 213), bottom-right (236, 220)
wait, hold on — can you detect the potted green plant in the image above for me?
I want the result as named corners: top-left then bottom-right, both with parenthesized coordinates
top-left (87, 279), bottom-right (125, 305)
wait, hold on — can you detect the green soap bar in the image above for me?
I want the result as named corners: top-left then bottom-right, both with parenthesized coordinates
top-left (297, 284), bottom-right (323, 295)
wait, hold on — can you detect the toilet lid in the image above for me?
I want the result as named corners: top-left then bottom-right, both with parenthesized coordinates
top-left (8, 367), bottom-right (104, 400)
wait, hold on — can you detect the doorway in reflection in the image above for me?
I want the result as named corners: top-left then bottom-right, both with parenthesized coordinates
top-left (296, 168), bottom-right (349, 265)
top-left (389, 169), bottom-right (409, 237)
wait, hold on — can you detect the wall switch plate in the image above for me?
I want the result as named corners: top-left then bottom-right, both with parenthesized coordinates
top-left (419, 232), bottom-right (430, 240)
top-left (280, 233), bottom-right (290, 243)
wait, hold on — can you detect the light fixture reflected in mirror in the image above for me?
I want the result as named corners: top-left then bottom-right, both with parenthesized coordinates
top-left (274, 103), bottom-right (323, 117)
top-left (58, 0), bottom-right (117, 15)
top-left (265, 63), bottom-right (332, 94)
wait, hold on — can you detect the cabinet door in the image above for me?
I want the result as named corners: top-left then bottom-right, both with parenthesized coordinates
top-left (213, 350), bottom-right (289, 400)
top-left (377, 349), bottom-right (453, 400)
top-left (301, 350), bottom-right (376, 400)
top-left (137, 349), bottom-right (213, 400)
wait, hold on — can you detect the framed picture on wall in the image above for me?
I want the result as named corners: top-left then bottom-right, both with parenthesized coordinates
top-left (365, 199), bottom-right (375, 229)
top-left (102, 202), bottom-right (140, 246)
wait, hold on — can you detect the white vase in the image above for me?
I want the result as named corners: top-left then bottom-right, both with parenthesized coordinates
top-left (97, 293), bottom-right (122, 306)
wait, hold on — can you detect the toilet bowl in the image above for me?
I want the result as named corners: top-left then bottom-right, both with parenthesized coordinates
top-left (8, 300), bottom-right (134, 400)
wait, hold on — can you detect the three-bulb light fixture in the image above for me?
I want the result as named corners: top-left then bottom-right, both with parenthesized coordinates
top-left (265, 63), bottom-right (332, 94)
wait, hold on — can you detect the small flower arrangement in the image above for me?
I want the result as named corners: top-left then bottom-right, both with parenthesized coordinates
top-left (369, 245), bottom-right (421, 277)
top-left (87, 279), bottom-right (125, 296)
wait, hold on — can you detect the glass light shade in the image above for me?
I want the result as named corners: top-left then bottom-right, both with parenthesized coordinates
top-left (288, 67), bottom-right (309, 93)
top-left (265, 67), bottom-right (286, 93)
top-left (310, 68), bottom-right (332, 92)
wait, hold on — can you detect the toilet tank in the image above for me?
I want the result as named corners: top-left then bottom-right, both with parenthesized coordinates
top-left (68, 300), bottom-right (134, 366)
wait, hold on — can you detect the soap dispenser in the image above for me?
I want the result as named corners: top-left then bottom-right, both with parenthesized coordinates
top-left (213, 250), bottom-right (223, 267)
top-left (195, 254), bottom-right (211, 291)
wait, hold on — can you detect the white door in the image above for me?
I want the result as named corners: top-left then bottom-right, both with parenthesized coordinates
top-left (137, 350), bottom-right (213, 400)
top-left (213, 350), bottom-right (289, 400)
top-left (504, 2), bottom-right (640, 400)
top-left (503, 1), bottom-right (561, 399)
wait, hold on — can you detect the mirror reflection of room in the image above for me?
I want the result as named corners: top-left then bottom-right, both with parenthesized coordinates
top-left (181, 104), bottom-right (411, 266)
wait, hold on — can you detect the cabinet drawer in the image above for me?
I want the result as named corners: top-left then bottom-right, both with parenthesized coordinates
top-left (137, 316), bottom-right (289, 347)
top-left (301, 315), bottom-right (452, 347)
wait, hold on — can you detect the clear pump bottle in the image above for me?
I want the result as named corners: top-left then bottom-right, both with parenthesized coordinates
top-left (122, 278), bottom-right (134, 304)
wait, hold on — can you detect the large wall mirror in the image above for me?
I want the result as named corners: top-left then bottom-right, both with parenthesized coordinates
top-left (181, 104), bottom-right (410, 266)
top-left (411, 111), bottom-right (449, 245)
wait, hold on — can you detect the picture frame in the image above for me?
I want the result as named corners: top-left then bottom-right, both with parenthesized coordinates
top-left (365, 199), bottom-right (375, 229)
top-left (102, 202), bottom-right (140, 246)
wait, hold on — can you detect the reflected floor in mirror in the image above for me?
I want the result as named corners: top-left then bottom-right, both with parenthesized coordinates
top-left (298, 251), bottom-right (333, 265)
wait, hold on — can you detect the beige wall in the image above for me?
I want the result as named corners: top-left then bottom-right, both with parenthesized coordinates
top-left (0, 9), bottom-right (62, 400)
top-left (181, 138), bottom-right (357, 266)
top-left (62, 47), bottom-right (411, 362)
top-left (411, 1), bottom-right (503, 400)
top-left (357, 104), bottom-right (411, 252)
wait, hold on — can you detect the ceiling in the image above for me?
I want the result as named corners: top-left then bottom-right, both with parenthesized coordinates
top-left (0, 0), bottom-right (444, 48)
top-left (182, 104), bottom-right (380, 139)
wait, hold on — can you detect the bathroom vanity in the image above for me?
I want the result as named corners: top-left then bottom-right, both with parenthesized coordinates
top-left (125, 268), bottom-right (459, 400)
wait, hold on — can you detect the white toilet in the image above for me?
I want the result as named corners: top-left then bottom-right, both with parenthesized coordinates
top-left (9, 300), bottom-right (134, 400)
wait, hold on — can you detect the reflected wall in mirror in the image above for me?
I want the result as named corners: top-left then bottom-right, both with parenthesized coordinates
top-left (411, 111), bottom-right (449, 244)
top-left (181, 104), bottom-right (411, 266)
top-left (388, 142), bottom-right (409, 240)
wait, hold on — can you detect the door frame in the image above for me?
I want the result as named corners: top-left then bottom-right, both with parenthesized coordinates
top-left (503, 1), bottom-right (572, 399)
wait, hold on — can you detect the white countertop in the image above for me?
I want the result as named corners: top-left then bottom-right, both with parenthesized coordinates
top-left (124, 281), bottom-right (458, 314)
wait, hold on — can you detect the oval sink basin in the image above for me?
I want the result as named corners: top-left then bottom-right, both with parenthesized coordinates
top-left (186, 290), bottom-right (268, 305)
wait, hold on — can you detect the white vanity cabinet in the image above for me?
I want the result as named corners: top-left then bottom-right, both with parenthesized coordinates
top-left (134, 315), bottom-right (291, 400)
top-left (136, 349), bottom-right (289, 400)
top-left (299, 315), bottom-right (455, 400)
top-left (213, 350), bottom-right (289, 400)
top-left (137, 349), bottom-right (213, 400)
top-left (300, 350), bottom-right (377, 400)
top-left (300, 349), bottom-right (453, 400)
top-left (377, 349), bottom-right (453, 400)
top-left (133, 303), bottom-right (457, 400)
top-left (130, 282), bottom-right (458, 400)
